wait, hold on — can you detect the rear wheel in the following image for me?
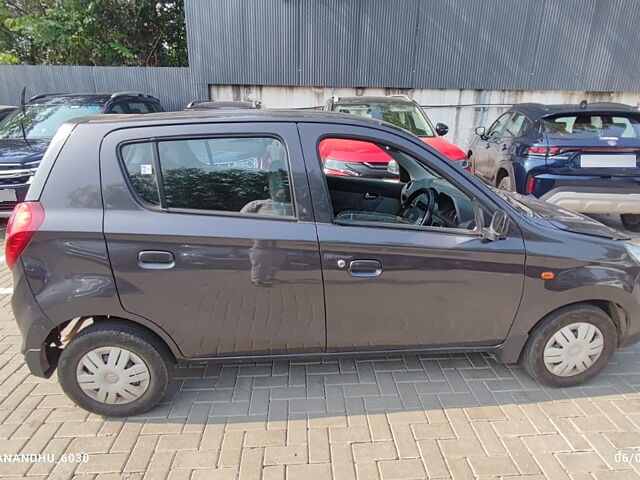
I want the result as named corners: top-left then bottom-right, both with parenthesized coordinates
top-left (497, 175), bottom-right (511, 191)
top-left (58, 321), bottom-right (172, 416)
top-left (621, 214), bottom-right (640, 232)
top-left (521, 304), bottom-right (617, 387)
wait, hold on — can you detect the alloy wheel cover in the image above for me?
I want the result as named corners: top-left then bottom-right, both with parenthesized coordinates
top-left (76, 346), bottom-right (151, 404)
top-left (543, 322), bottom-right (604, 377)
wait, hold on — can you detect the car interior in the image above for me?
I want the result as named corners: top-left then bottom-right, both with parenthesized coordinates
top-left (320, 139), bottom-right (480, 231)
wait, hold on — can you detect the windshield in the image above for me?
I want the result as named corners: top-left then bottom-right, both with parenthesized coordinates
top-left (541, 113), bottom-right (640, 139)
top-left (0, 104), bottom-right (102, 140)
top-left (334, 103), bottom-right (435, 136)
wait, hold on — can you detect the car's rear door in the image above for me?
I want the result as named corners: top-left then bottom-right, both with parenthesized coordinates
top-left (298, 123), bottom-right (526, 351)
top-left (100, 122), bottom-right (325, 358)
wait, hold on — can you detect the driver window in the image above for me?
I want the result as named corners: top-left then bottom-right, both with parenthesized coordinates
top-left (319, 138), bottom-right (481, 232)
top-left (488, 113), bottom-right (511, 138)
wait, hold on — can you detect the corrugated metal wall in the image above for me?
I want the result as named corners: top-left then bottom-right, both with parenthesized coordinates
top-left (0, 66), bottom-right (206, 110)
top-left (1, 0), bottom-right (639, 108)
top-left (186, 0), bottom-right (640, 92)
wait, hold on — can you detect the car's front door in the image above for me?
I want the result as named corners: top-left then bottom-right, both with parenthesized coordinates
top-left (475, 112), bottom-right (512, 181)
top-left (100, 122), bottom-right (325, 358)
top-left (298, 123), bottom-right (526, 351)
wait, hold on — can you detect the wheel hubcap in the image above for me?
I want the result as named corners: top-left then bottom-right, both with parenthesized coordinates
top-left (543, 322), bottom-right (604, 377)
top-left (76, 346), bottom-right (150, 404)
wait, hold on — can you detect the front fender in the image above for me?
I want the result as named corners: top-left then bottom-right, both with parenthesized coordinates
top-left (509, 264), bottom-right (640, 344)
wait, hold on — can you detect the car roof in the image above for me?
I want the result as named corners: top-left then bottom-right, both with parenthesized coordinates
top-left (27, 92), bottom-right (159, 106)
top-left (67, 108), bottom-right (410, 135)
top-left (186, 100), bottom-right (260, 110)
top-left (332, 95), bottom-right (415, 106)
top-left (513, 102), bottom-right (639, 119)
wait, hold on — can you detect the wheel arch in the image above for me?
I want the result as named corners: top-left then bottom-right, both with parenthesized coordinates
top-left (40, 314), bottom-right (182, 376)
top-left (495, 166), bottom-right (510, 187)
top-left (495, 299), bottom-right (628, 364)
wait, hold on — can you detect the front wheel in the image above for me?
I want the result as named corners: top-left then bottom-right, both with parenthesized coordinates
top-left (621, 214), bottom-right (640, 232)
top-left (521, 304), bottom-right (617, 387)
top-left (58, 321), bottom-right (172, 416)
top-left (497, 175), bottom-right (511, 191)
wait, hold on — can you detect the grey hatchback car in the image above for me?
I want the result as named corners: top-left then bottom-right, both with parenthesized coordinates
top-left (8, 110), bottom-right (640, 416)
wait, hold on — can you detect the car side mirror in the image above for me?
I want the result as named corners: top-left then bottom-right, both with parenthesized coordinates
top-left (475, 126), bottom-right (486, 138)
top-left (482, 209), bottom-right (508, 241)
top-left (435, 123), bottom-right (449, 136)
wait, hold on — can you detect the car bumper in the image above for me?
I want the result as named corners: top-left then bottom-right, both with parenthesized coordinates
top-left (11, 260), bottom-right (58, 377)
top-left (540, 190), bottom-right (640, 214)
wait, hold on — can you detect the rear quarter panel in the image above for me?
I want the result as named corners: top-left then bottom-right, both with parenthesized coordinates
top-left (20, 123), bottom-right (183, 357)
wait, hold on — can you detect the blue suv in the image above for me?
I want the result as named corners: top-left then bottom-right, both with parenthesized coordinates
top-left (0, 92), bottom-right (163, 217)
top-left (470, 102), bottom-right (640, 231)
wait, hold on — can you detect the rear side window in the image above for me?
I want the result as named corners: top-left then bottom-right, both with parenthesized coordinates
top-left (126, 102), bottom-right (152, 114)
top-left (121, 137), bottom-right (294, 218)
top-left (122, 143), bottom-right (159, 205)
top-left (542, 114), bottom-right (640, 139)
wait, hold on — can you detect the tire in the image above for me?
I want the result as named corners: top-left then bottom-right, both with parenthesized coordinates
top-left (58, 321), bottom-right (172, 417)
top-left (497, 175), bottom-right (511, 191)
top-left (521, 304), bottom-right (617, 387)
top-left (621, 214), bottom-right (640, 232)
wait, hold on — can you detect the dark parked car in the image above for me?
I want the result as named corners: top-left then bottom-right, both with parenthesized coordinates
top-left (470, 102), bottom-right (640, 231)
top-left (0, 106), bottom-right (16, 123)
top-left (0, 92), bottom-right (163, 217)
top-left (323, 95), bottom-right (468, 177)
top-left (9, 110), bottom-right (640, 416)
top-left (185, 100), bottom-right (261, 110)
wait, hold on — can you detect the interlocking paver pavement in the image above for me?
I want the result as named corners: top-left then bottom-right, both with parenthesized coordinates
top-left (0, 215), bottom-right (638, 479)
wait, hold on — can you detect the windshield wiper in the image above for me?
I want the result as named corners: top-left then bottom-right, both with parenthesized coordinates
top-left (18, 86), bottom-right (31, 148)
top-left (19, 117), bottom-right (31, 148)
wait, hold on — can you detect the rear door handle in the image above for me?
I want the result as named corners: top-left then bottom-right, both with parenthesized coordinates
top-left (347, 259), bottom-right (383, 277)
top-left (138, 250), bottom-right (175, 270)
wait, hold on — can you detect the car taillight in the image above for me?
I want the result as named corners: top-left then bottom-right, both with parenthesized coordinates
top-left (5, 202), bottom-right (45, 269)
top-left (526, 146), bottom-right (561, 156)
top-left (526, 176), bottom-right (535, 195)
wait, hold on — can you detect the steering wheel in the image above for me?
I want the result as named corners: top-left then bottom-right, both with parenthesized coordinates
top-left (398, 188), bottom-right (437, 226)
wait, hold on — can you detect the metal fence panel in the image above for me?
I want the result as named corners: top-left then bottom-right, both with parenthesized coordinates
top-left (0, 66), bottom-right (204, 111)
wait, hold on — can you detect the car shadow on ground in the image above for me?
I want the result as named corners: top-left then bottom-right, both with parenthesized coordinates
top-left (115, 343), bottom-right (640, 426)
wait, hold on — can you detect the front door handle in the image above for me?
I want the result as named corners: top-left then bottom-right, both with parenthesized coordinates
top-left (138, 250), bottom-right (175, 270)
top-left (364, 192), bottom-right (379, 200)
top-left (347, 259), bottom-right (382, 277)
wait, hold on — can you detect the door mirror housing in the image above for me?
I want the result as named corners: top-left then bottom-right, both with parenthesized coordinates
top-left (482, 209), bottom-right (509, 241)
top-left (475, 126), bottom-right (486, 138)
top-left (435, 123), bottom-right (449, 136)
